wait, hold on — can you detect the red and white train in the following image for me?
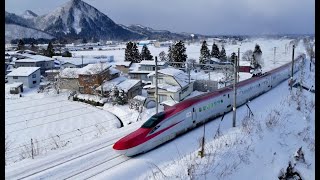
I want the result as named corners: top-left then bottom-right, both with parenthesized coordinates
top-left (113, 54), bottom-right (306, 156)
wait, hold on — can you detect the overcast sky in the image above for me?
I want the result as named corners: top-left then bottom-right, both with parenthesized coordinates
top-left (5, 0), bottom-right (315, 35)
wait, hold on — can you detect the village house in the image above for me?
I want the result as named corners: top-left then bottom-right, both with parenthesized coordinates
top-left (14, 54), bottom-right (54, 75)
top-left (58, 68), bottom-right (81, 91)
top-left (96, 76), bottom-right (142, 99)
top-left (114, 61), bottom-right (132, 74)
top-left (128, 60), bottom-right (167, 83)
top-left (6, 67), bottom-right (41, 88)
top-left (53, 56), bottom-right (114, 69)
top-left (78, 63), bottom-right (120, 94)
top-left (145, 67), bottom-right (194, 103)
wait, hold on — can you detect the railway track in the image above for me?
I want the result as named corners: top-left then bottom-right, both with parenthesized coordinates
top-left (5, 124), bottom-right (141, 180)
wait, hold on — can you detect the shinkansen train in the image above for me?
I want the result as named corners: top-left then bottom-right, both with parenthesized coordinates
top-left (113, 54), bottom-right (306, 156)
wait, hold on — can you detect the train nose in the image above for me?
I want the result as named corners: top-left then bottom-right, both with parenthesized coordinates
top-left (113, 138), bottom-right (132, 151)
top-left (113, 128), bottom-right (150, 156)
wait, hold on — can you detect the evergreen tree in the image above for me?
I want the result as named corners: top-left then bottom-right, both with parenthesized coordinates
top-left (132, 43), bottom-right (141, 63)
top-left (45, 42), bottom-right (55, 57)
top-left (230, 52), bottom-right (237, 64)
top-left (159, 51), bottom-right (167, 61)
top-left (167, 45), bottom-right (173, 62)
top-left (219, 46), bottom-right (227, 61)
top-left (211, 43), bottom-right (220, 58)
top-left (117, 89), bottom-right (127, 105)
top-left (171, 40), bottom-right (187, 68)
top-left (62, 51), bottom-right (72, 57)
top-left (17, 39), bottom-right (25, 50)
top-left (125, 41), bottom-right (134, 62)
top-left (140, 45), bottom-right (153, 60)
top-left (199, 40), bottom-right (211, 67)
top-left (30, 42), bottom-right (38, 52)
top-left (253, 44), bottom-right (263, 68)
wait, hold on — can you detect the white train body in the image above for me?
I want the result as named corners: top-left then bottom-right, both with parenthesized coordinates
top-left (113, 54), bottom-right (306, 156)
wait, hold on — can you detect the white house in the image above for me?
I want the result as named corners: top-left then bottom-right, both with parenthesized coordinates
top-left (7, 67), bottom-right (41, 88)
top-left (146, 67), bottom-right (194, 103)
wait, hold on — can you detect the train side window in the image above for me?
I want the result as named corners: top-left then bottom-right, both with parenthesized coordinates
top-left (199, 107), bottom-right (202, 112)
top-left (228, 94), bottom-right (229, 98)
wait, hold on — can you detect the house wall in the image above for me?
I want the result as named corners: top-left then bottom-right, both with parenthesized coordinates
top-left (15, 61), bottom-right (54, 75)
top-left (127, 81), bottom-right (142, 99)
top-left (178, 82), bottom-right (194, 100)
top-left (59, 78), bottom-right (80, 91)
top-left (78, 70), bottom-right (116, 94)
top-left (7, 69), bottom-right (40, 88)
top-left (115, 65), bottom-right (129, 74)
top-left (61, 63), bottom-right (78, 69)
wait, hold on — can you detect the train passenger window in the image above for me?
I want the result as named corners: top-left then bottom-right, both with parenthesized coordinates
top-left (228, 94), bottom-right (230, 98)
top-left (199, 107), bottom-right (202, 112)
top-left (141, 112), bottom-right (166, 128)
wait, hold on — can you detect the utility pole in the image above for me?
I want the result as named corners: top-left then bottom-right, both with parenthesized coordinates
top-left (273, 47), bottom-right (276, 64)
top-left (100, 61), bottom-right (104, 97)
top-left (199, 120), bottom-right (205, 158)
top-left (81, 55), bottom-right (84, 68)
top-left (188, 62), bottom-right (191, 84)
top-left (237, 48), bottom-right (240, 82)
top-left (232, 56), bottom-right (237, 127)
top-left (290, 45), bottom-right (295, 90)
top-left (155, 56), bottom-right (159, 113)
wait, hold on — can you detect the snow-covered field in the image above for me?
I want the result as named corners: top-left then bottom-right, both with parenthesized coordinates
top-left (5, 38), bottom-right (314, 179)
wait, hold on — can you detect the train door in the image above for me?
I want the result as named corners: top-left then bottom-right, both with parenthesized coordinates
top-left (192, 107), bottom-right (197, 127)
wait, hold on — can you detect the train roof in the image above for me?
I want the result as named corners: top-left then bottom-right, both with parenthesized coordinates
top-left (163, 54), bottom-right (304, 119)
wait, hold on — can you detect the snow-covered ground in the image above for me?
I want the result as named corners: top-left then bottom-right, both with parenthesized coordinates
top-left (5, 38), bottom-right (314, 179)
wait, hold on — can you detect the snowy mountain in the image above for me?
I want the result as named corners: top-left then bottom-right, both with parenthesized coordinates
top-left (21, 10), bottom-right (38, 19)
top-left (5, 11), bottom-right (35, 28)
top-left (31, 0), bottom-right (142, 40)
top-left (5, 24), bottom-right (55, 43)
top-left (5, 0), bottom-right (211, 41)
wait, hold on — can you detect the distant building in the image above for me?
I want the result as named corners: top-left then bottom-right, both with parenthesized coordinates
top-left (128, 60), bottom-right (167, 83)
top-left (53, 56), bottom-right (114, 69)
top-left (7, 67), bottom-right (41, 88)
top-left (146, 67), bottom-right (194, 103)
top-left (14, 54), bottom-right (54, 75)
top-left (78, 63), bottom-right (120, 94)
top-left (96, 77), bottom-right (142, 99)
top-left (114, 61), bottom-right (133, 74)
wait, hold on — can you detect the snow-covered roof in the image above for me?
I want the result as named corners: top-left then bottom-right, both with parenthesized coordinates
top-left (157, 67), bottom-right (190, 87)
top-left (133, 95), bottom-right (146, 101)
top-left (140, 60), bottom-right (166, 66)
top-left (160, 99), bottom-right (178, 106)
top-left (59, 68), bottom-right (80, 78)
top-left (7, 67), bottom-right (40, 77)
top-left (56, 57), bottom-right (111, 66)
top-left (97, 76), bottom-right (127, 91)
top-left (78, 63), bottom-right (111, 75)
top-left (109, 67), bottom-right (120, 75)
top-left (158, 83), bottom-right (181, 92)
top-left (7, 82), bottom-right (23, 88)
top-left (45, 69), bottom-right (60, 73)
top-left (17, 54), bottom-right (54, 61)
top-left (114, 61), bottom-right (132, 67)
top-left (15, 58), bottom-right (45, 63)
top-left (117, 79), bottom-right (141, 92)
top-left (96, 77), bottom-right (140, 92)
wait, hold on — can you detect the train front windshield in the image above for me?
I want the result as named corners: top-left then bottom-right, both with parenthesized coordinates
top-left (141, 112), bottom-right (165, 128)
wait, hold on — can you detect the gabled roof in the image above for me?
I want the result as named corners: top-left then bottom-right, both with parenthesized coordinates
top-left (153, 67), bottom-right (190, 87)
top-left (7, 67), bottom-right (40, 77)
top-left (78, 63), bottom-right (111, 75)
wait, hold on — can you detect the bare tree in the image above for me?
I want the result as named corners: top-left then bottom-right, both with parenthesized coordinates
top-left (303, 37), bottom-right (315, 61)
top-left (242, 50), bottom-right (253, 62)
